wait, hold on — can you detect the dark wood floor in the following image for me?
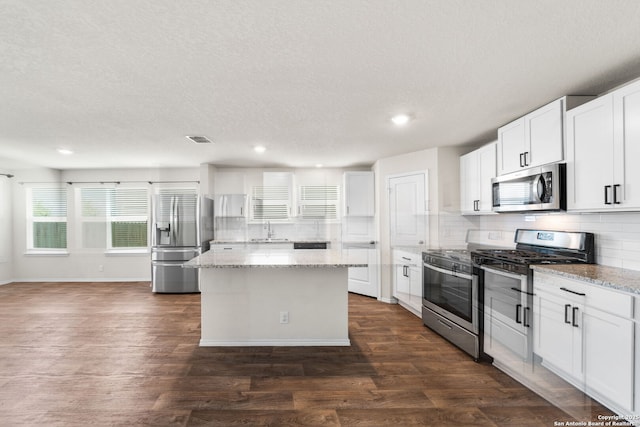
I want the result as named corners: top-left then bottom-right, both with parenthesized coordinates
top-left (0, 282), bottom-right (611, 426)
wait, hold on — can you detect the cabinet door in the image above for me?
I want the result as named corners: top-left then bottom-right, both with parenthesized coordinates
top-left (613, 79), bottom-right (640, 209)
top-left (497, 118), bottom-right (526, 175)
top-left (525, 98), bottom-right (564, 168)
top-left (388, 172), bottom-right (427, 246)
top-left (409, 265), bottom-right (422, 311)
top-left (566, 95), bottom-right (615, 211)
top-left (394, 262), bottom-right (410, 295)
top-left (477, 142), bottom-right (497, 213)
top-left (344, 172), bottom-right (374, 216)
top-left (459, 151), bottom-right (479, 214)
top-left (533, 291), bottom-right (579, 379)
top-left (583, 307), bottom-right (634, 412)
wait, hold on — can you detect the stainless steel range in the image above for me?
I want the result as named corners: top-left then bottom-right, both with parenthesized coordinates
top-left (472, 229), bottom-right (594, 366)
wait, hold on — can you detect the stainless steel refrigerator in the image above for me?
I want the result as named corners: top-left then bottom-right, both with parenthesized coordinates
top-left (150, 193), bottom-right (214, 293)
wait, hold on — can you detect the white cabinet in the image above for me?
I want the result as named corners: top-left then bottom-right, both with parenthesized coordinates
top-left (497, 97), bottom-right (593, 176)
top-left (388, 172), bottom-right (428, 247)
top-left (343, 171), bottom-right (374, 216)
top-left (567, 79), bottom-right (640, 211)
top-left (214, 194), bottom-right (247, 217)
top-left (460, 142), bottom-right (496, 214)
top-left (533, 272), bottom-right (634, 414)
top-left (209, 243), bottom-right (246, 252)
top-left (347, 245), bottom-right (378, 298)
top-left (392, 249), bottom-right (422, 317)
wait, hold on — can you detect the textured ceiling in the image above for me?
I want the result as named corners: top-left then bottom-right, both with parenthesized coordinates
top-left (1, 0), bottom-right (640, 170)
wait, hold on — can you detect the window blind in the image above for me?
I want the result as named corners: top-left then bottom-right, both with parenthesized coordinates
top-left (251, 173), bottom-right (293, 221)
top-left (79, 187), bottom-right (148, 249)
top-left (30, 187), bottom-right (67, 249)
top-left (298, 185), bottom-right (339, 219)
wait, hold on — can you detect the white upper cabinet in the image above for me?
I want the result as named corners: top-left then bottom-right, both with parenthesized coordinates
top-left (460, 142), bottom-right (496, 214)
top-left (497, 97), bottom-right (593, 175)
top-left (343, 171), bottom-right (374, 216)
top-left (567, 79), bottom-right (640, 211)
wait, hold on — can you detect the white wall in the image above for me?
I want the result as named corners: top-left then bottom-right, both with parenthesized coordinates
top-left (11, 166), bottom-right (199, 282)
top-left (478, 212), bottom-right (640, 271)
top-left (374, 146), bottom-right (466, 302)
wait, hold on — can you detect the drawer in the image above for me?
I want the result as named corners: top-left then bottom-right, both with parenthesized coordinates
top-left (393, 249), bottom-right (421, 266)
top-left (534, 272), bottom-right (633, 318)
top-left (210, 243), bottom-right (246, 252)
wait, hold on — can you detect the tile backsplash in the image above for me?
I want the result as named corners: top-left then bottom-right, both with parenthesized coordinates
top-left (438, 211), bottom-right (640, 272)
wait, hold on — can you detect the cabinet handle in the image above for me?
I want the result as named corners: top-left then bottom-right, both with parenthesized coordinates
top-left (510, 286), bottom-right (535, 296)
top-left (604, 185), bottom-right (612, 205)
top-left (572, 306), bottom-right (579, 327)
top-left (614, 184), bottom-right (621, 204)
top-left (524, 151), bottom-right (529, 166)
top-left (524, 307), bottom-right (530, 328)
top-left (516, 304), bottom-right (522, 324)
top-left (346, 206), bottom-right (350, 214)
top-left (560, 287), bottom-right (586, 297)
top-left (564, 304), bottom-right (571, 324)
top-left (519, 153), bottom-right (525, 168)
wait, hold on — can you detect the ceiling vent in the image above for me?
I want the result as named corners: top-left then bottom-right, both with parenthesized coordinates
top-left (186, 135), bottom-right (213, 144)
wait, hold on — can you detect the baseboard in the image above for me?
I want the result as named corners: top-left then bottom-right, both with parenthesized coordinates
top-left (13, 278), bottom-right (151, 283)
top-left (199, 338), bottom-right (351, 347)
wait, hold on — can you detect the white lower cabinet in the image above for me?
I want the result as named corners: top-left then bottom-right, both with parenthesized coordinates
top-left (533, 272), bottom-right (634, 415)
top-left (392, 249), bottom-right (422, 317)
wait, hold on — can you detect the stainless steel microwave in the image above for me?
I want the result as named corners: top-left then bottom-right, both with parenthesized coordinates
top-left (492, 163), bottom-right (566, 213)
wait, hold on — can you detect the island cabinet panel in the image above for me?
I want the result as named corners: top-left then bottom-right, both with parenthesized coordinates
top-left (200, 267), bottom-right (349, 346)
top-left (533, 272), bottom-right (635, 414)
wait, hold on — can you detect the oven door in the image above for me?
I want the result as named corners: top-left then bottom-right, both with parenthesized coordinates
top-left (423, 262), bottom-right (476, 333)
top-left (482, 266), bottom-right (532, 361)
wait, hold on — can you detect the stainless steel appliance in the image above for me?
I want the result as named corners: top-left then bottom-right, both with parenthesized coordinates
top-left (151, 193), bottom-right (214, 293)
top-left (422, 249), bottom-right (480, 360)
top-left (492, 163), bottom-right (565, 213)
top-left (472, 229), bottom-right (594, 365)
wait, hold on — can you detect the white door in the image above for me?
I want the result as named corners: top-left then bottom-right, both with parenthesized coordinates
top-left (583, 307), bottom-right (634, 412)
top-left (477, 142), bottom-right (497, 213)
top-left (388, 172), bottom-right (427, 246)
top-left (526, 98), bottom-right (563, 168)
top-left (344, 172), bottom-right (375, 216)
top-left (497, 118), bottom-right (526, 175)
top-left (614, 79), bottom-right (640, 209)
top-left (566, 95), bottom-right (615, 210)
top-left (347, 247), bottom-right (378, 298)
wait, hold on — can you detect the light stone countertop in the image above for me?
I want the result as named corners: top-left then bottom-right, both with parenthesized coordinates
top-left (184, 248), bottom-right (367, 268)
top-left (532, 264), bottom-right (640, 295)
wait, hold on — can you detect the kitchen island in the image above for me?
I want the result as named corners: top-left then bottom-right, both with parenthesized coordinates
top-left (184, 248), bottom-right (366, 347)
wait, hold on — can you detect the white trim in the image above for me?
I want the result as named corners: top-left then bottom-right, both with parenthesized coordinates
top-left (15, 277), bottom-right (151, 283)
top-left (104, 249), bottom-right (149, 256)
top-left (24, 251), bottom-right (70, 256)
top-left (377, 296), bottom-right (397, 304)
top-left (199, 338), bottom-right (351, 347)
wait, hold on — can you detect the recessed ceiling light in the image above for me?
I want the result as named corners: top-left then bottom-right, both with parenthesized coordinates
top-left (315, 164), bottom-right (323, 168)
top-left (254, 145), bottom-right (266, 154)
top-left (57, 148), bottom-right (74, 155)
top-left (391, 113), bottom-right (412, 126)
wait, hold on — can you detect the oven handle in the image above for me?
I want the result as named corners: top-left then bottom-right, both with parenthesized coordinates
top-left (424, 262), bottom-right (472, 280)
top-left (481, 265), bottom-right (527, 281)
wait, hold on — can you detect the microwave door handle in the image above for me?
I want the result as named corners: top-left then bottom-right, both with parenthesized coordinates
top-left (536, 175), bottom-right (546, 202)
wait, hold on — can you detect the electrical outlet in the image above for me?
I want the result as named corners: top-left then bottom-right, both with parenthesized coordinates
top-left (98, 265), bottom-right (104, 272)
top-left (279, 311), bottom-right (289, 324)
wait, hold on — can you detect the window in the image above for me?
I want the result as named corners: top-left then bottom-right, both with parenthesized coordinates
top-left (79, 187), bottom-right (148, 250)
top-left (27, 187), bottom-right (68, 250)
top-left (298, 185), bottom-right (339, 220)
top-left (251, 172), bottom-right (293, 221)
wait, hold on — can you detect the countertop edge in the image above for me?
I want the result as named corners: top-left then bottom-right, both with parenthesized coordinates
top-left (532, 264), bottom-right (640, 295)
